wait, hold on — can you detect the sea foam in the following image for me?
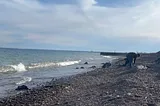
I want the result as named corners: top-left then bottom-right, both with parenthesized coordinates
top-left (16, 77), bottom-right (32, 85)
top-left (10, 63), bottom-right (26, 72)
top-left (0, 60), bottom-right (81, 73)
top-left (28, 60), bottom-right (81, 69)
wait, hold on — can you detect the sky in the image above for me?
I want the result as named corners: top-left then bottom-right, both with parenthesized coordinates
top-left (0, 0), bottom-right (160, 52)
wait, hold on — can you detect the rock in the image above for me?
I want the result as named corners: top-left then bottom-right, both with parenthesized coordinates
top-left (102, 62), bottom-right (111, 68)
top-left (127, 93), bottom-right (132, 96)
top-left (84, 62), bottom-right (88, 64)
top-left (44, 85), bottom-right (53, 88)
top-left (76, 67), bottom-right (79, 69)
top-left (146, 65), bottom-right (151, 68)
top-left (134, 94), bottom-right (142, 97)
top-left (137, 65), bottom-right (147, 70)
top-left (147, 103), bottom-right (156, 106)
top-left (89, 66), bottom-right (96, 69)
top-left (116, 95), bottom-right (120, 97)
top-left (15, 85), bottom-right (29, 91)
top-left (80, 67), bottom-right (84, 69)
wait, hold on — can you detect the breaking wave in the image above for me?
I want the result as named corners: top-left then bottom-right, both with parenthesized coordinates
top-left (102, 56), bottom-right (112, 58)
top-left (28, 60), bottom-right (81, 69)
top-left (10, 63), bottom-right (26, 72)
top-left (0, 60), bottom-right (81, 73)
top-left (0, 63), bottom-right (26, 73)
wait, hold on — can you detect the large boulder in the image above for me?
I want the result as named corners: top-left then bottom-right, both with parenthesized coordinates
top-left (102, 62), bottom-right (111, 68)
top-left (15, 85), bottom-right (29, 91)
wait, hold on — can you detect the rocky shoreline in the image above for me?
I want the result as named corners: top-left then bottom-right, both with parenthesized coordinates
top-left (1, 53), bottom-right (160, 106)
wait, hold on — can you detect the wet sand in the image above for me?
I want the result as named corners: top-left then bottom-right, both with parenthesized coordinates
top-left (0, 53), bottom-right (160, 106)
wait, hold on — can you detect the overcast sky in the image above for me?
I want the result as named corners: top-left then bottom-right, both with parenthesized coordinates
top-left (0, 0), bottom-right (160, 52)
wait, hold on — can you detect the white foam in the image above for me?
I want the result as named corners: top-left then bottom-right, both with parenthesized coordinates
top-left (57, 60), bottom-right (81, 66)
top-left (16, 77), bottom-right (32, 85)
top-left (28, 60), bottom-right (81, 69)
top-left (0, 66), bottom-right (14, 73)
top-left (0, 60), bottom-right (81, 72)
top-left (28, 62), bottom-right (56, 69)
top-left (10, 63), bottom-right (26, 72)
top-left (103, 56), bottom-right (112, 58)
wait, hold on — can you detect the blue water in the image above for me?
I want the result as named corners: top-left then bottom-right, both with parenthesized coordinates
top-left (0, 48), bottom-right (116, 98)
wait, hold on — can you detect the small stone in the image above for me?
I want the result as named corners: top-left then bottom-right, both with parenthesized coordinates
top-left (135, 94), bottom-right (142, 97)
top-left (116, 95), bottom-right (120, 98)
top-left (65, 86), bottom-right (70, 89)
top-left (127, 93), bottom-right (132, 96)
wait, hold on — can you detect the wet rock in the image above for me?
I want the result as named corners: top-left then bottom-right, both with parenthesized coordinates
top-left (80, 67), bottom-right (84, 69)
top-left (89, 66), bottom-right (96, 69)
top-left (84, 62), bottom-right (88, 64)
top-left (102, 62), bottom-right (111, 68)
top-left (15, 85), bottom-right (29, 91)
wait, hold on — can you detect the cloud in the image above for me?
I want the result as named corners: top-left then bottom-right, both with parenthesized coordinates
top-left (0, 31), bottom-right (17, 45)
top-left (0, 0), bottom-right (160, 51)
top-left (25, 34), bottom-right (89, 47)
top-left (78, 0), bottom-right (97, 10)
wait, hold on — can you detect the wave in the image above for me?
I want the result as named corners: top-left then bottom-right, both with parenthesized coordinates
top-left (16, 77), bottom-right (32, 85)
top-left (28, 60), bottom-right (81, 69)
top-left (0, 60), bottom-right (81, 73)
top-left (10, 63), bottom-right (27, 72)
top-left (0, 66), bottom-right (14, 73)
top-left (102, 56), bottom-right (112, 58)
top-left (0, 63), bottom-right (26, 73)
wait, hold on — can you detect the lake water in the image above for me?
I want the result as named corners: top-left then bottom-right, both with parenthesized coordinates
top-left (0, 48), bottom-right (116, 98)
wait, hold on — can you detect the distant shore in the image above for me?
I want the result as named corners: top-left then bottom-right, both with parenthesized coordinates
top-left (0, 52), bottom-right (160, 106)
top-left (100, 52), bottom-right (127, 56)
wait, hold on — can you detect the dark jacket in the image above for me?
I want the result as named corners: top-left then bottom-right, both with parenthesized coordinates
top-left (126, 52), bottom-right (138, 64)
